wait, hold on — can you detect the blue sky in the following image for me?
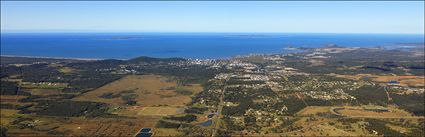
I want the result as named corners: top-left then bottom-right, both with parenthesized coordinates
top-left (1, 1), bottom-right (424, 34)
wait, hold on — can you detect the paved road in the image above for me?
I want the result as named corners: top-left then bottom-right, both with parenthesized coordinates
top-left (211, 82), bottom-right (227, 137)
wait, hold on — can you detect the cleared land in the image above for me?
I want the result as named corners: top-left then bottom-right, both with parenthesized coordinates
top-left (0, 95), bottom-right (27, 103)
top-left (74, 74), bottom-right (203, 106)
top-left (0, 109), bottom-right (21, 126)
top-left (5, 116), bottom-right (160, 137)
top-left (283, 106), bottom-right (419, 136)
top-left (333, 106), bottom-right (420, 118)
top-left (114, 106), bottom-right (184, 116)
top-left (71, 74), bottom-right (203, 135)
top-left (296, 106), bottom-right (332, 116)
top-left (330, 74), bottom-right (425, 87)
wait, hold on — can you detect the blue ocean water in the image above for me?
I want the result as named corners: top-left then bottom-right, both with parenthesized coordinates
top-left (1, 33), bottom-right (424, 59)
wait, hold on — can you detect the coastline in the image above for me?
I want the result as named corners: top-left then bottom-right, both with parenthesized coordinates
top-left (0, 55), bottom-right (102, 61)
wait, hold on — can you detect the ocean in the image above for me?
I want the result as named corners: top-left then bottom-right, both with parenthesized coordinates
top-left (1, 33), bottom-right (423, 59)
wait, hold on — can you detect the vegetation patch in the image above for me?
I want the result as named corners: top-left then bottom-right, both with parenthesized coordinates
top-left (156, 120), bottom-right (190, 128)
top-left (174, 88), bottom-right (193, 95)
top-left (35, 101), bottom-right (109, 117)
top-left (164, 114), bottom-right (197, 123)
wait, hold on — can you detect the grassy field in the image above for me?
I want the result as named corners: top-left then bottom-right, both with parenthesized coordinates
top-left (114, 106), bottom-right (184, 116)
top-left (24, 88), bottom-right (64, 96)
top-left (2, 74), bottom-right (203, 136)
top-left (334, 106), bottom-right (419, 118)
top-left (298, 105), bottom-right (417, 118)
top-left (153, 128), bottom-right (183, 136)
top-left (70, 74), bottom-right (203, 136)
top-left (57, 117), bottom-right (159, 136)
top-left (386, 123), bottom-right (410, 134)
top-left (0, 109), bottom-right (21, 126)
top-left (296, 106), bottom-right (331, 116)
top-left (0, 95), bottom-right (27, 103)
top-left (330, 74), bottom-right (425, 87)
top-left (58, 67), bottom-right (77, 74)
top-left (4, 116), bottom-right (160, 137)
top-left (74, 75), bottom-right (203, 106)
top-left (284, 118), bottom-right (367, 136)
top-left (280, 105), bottom-right (424, 136)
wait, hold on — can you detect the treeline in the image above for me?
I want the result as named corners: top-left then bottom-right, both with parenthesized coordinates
top-left (279, 97), bottom-right (307, 115)
top-left (365, 119), bottom-right (405, 136)
top-left (2, 56), bottom-right (223, 96)
top-left (185, 106), bottom-right (208, 114)
top-left (227, 79), bottom-right (265, 85)
top-left (346, 85), bottom-right (388, 106)
top-left (391, 93), bottom-right (425, 116)
top-left (21, 64), bottom-right (66, 82)
top-left (283, 49), bottom-right (424, 75)
top-left (1, 81), bottom-right (19, 95)
top-left (155, 120), bottom-right (191, 128)
top-left (35, 100), bottom-right (109, 117)
top-left (0, 56), bottom-right (86, 66)
top-left (128, 56), bottom-right (186, 64)
top-left (133, 65), bottom-right (223, 84)
top-left (0, 65), bottom-right (21, 78)
top-left (63, 71), bottom-right (122, 93)
top-left (164, 114), bottom-right (197, 123)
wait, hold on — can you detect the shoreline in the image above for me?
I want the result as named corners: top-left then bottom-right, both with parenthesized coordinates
top-left (0, 55), bottom-right (102, 61)
top-left (0, 52), bottom-right (292, 61)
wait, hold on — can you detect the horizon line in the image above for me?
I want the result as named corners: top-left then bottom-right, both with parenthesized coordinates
top-left (1, 31), bottom-right (424, 35)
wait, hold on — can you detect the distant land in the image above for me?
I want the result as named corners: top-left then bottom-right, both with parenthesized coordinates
top-left (1, 33), bottom-right (424, 59)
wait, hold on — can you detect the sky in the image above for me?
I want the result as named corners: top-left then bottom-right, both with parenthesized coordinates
top-left (1, 1), bottom-right (424, 34)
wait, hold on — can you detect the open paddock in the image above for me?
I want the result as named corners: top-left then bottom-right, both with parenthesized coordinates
top-left (330, 74), bottom-right (425, 87)
top-left (332, 106), bottom-right (421, 119)
top-left (115, 106), bottom-right (184, 117)
top-left (5, 116), bottom-right (160, 137)
top-left (0, 109), bottom-right (21, 126)
top-left (0, 95), bottom-right (27, 103)
top-left (74, 75), bottom-right (203, 106)
top-left (296, 106), bottom-right (332, 116)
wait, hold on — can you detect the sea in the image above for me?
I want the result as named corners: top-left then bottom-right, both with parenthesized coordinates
top-left (1, 33), bottom-right (424, 60)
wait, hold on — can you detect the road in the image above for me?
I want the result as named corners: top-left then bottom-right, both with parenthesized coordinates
top-left (211, 81), bottom-right (227, 137)
top-left (384, 86), bottom-right (393, 104)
